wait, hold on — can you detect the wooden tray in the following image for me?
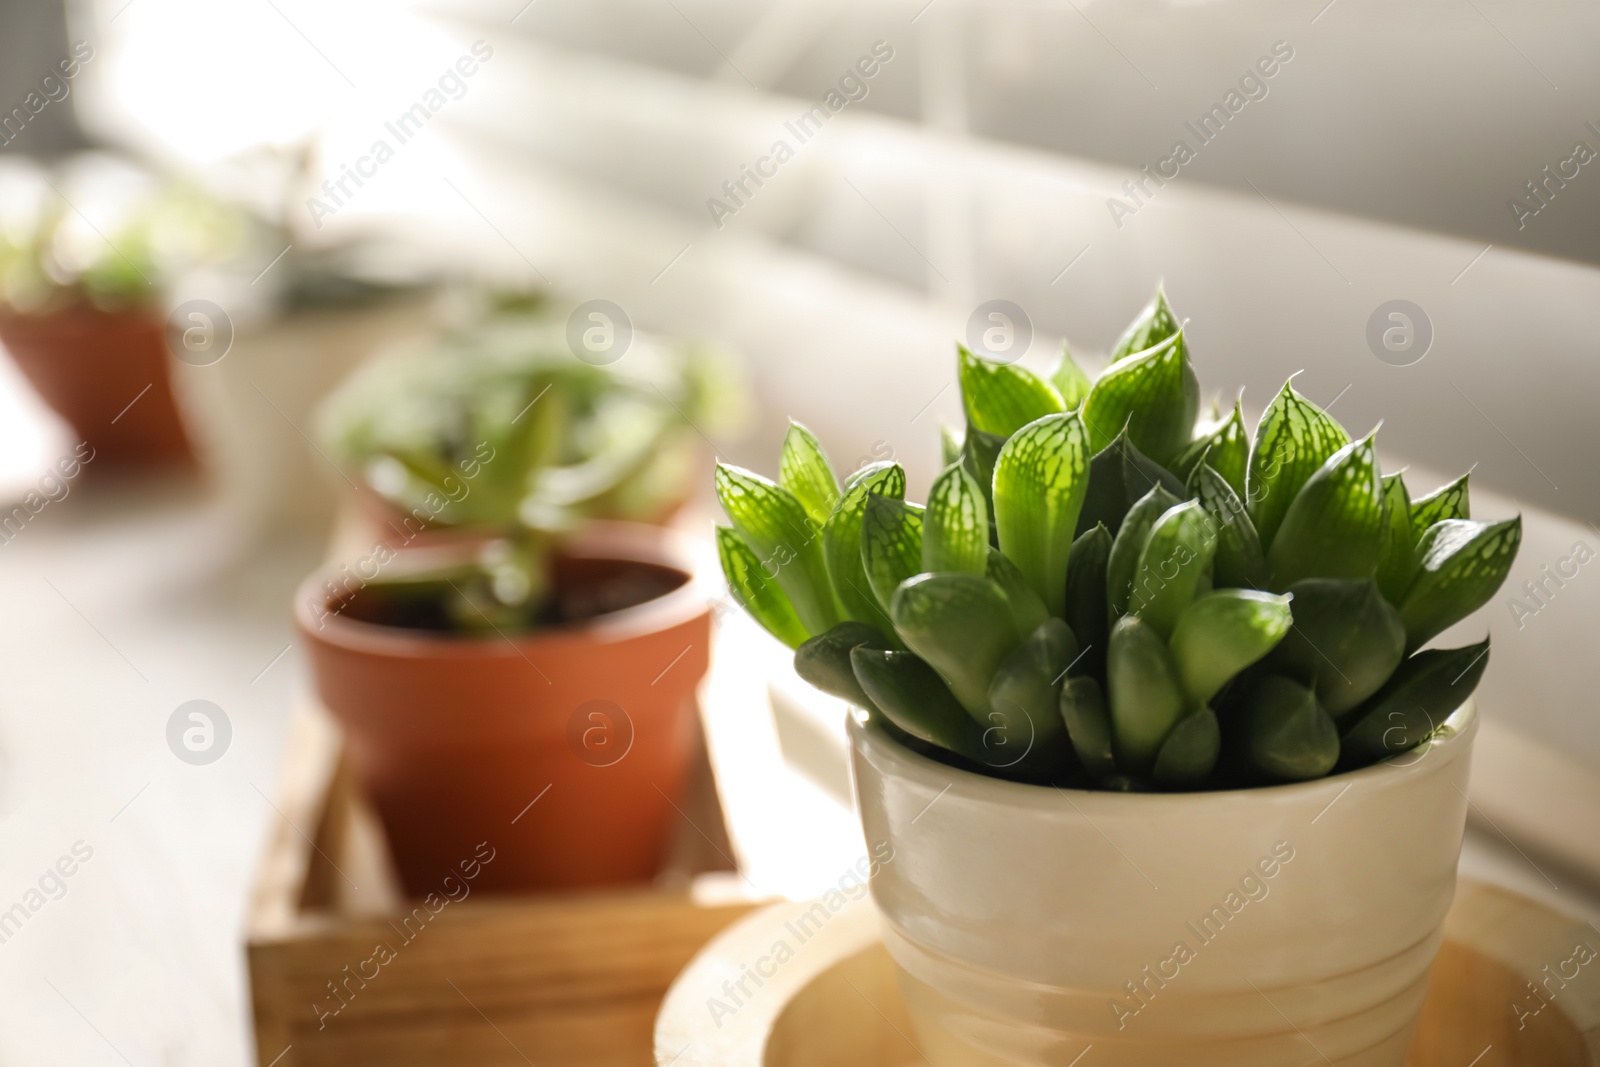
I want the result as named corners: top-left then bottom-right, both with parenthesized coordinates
top-left (246, 701), bottom-right (762, 1067)
top-left (657, 882), bottom-right (1600, 1066)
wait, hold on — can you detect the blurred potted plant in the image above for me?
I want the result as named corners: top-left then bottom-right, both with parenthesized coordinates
top-left (714, 287), bottom-right (1520, 1065)
top-left (297, 309), bottom-right (744, 896)
top-left (0, 155), bottom-right (238, 466)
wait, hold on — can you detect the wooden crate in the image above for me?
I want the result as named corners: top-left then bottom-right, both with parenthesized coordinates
top-left (247, 702), bottom-right (762, 1067)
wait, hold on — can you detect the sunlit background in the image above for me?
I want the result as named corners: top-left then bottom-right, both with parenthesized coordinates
top-left (2, 0), bottom-right (1598, 1062)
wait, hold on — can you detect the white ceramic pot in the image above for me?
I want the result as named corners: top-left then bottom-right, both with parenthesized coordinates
top-left (848, 702), bottom-right (1478, 1067)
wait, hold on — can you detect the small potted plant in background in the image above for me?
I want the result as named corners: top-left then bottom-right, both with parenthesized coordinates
top-left (714, 287), bottom-right (1520, 1065)
top-left (0, 154), bottom-right (236, 466)
top-left (297, 308), bottom-right (745, 896)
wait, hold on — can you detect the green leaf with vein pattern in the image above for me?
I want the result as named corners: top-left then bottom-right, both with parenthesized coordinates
top-left (1375, 472), bottom-right (1416, 603)
top-left (1174, 400), bottom-right (1249, 498)
top-left (958, 346), bottom-right (1064, 437)
top-left (993, 412), bottom-right (1091, 617)
top-left (1107, 484), bottom-right (1182, 620)
top-left (1409, 472), bottom-right (1471, 538)
top-left (1049, 342), bottom-right (1093, 409)
top-left (1081, 329), bottom-right (1200, 467)
top-left (961, 425), bottom-right (1007, 540)
top-left (1266, 432), bottom-right (1386, 590)
top-left (1109, 284), bottom-right (1180, 361)
top-left (1247, 379), bottom-right (1351, 548)
top-left (778, 421), bottom-right (840, 524)
top-left (1189, 463), bottom-right (1268, 590)
top-left (862, 494), bottom-right (925, 612)
top-left (891, 572), bottom-right (1022, 717)
top-left (715, 464), bottom-right (841, 634)
top-left (1399, 518), bottom-right (1521, 651)
top-left (715, 526), bottom-right (810, 648)
top-left (823, 462), bottom-right (905, 628)
top-left (1127, 500), bottom-right (1217, 640)
top-left (923, 464), bottom-right (989, 575)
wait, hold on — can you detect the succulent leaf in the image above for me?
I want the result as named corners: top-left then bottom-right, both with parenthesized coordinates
top-left (1189, 463), bottom-right (1268, 589)
top-left (1398, 518), bottom-right (1522, 651)
top-left (1169, 589), bottom-right (1294, 706)
top-left (1265, 432), bottom-right (1386, 590)
top-left (939, 422), bottom-right (964, 468)
top-left (779, 421), bottom-right (840, 525)
top-left (1127, 501), bottom-right (1218, 640)
top-left (715, 526), bottom-right (811, 648)
top-left (1410, 472), bottom-right (1472, 535)
top-left (923, 464), bottom-right (990, 576)
top-left (1081, 329), bottom-right (1200, 467)
top-left (1152, 707), bottom-right (1222, 789)
top-left (958, 346), bottom-right (1064, 437)
top-left (862, 494), bottom-right (926, 612)
top-left (1106, 484), bottom-right (1183, 620)
top-left (1106, 614), bottom-right (1187, 774)
top-left (1243, 676), bottom-right (1340, 781)
top-left (986, 547), bottom-right (1050, 638)
top-left (960, 425), bottom-right (1007, 537)
top-left (1049, 342), bottom-right (1093, 409)
top-left (985, 618), bottom-right (1078, 769)
top-left (1266, 578), bottom-right (1405, 715)
top-left (1063, 524), bottom-right (1113, 680)
top-left (851, 646), bottom-right (982, 758)
top-left (1339, 639), bottom-right (1489, 767)
top-left (993, 412), bottom-right (1091, 617)
top-left (1247, 379), bottom-right (1351, 548)
top-left (794, 622), bottom-right (893, 708)
top-left (1060, 676), bottom-right (1117, 782)
top-left (1109, 285), bottom-right (1180, 362)
top-left (715, 464), bottom-right (841, 634)
top-left (891, 572), bottom-right (1022, 718)
top-left (1174, 400), bottom-right (1249, 498)
top-left (1075, 428), bottom-right (1186, 538)
top-left (1375, 472), bottom-right (1416, 603)
top-left (823, 463), bottom-right (906, 628)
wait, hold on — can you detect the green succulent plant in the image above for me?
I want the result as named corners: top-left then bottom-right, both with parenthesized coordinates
top-left (321, 305), bottom-right (745, 634)
top-left (715, 286), bottom-right (1520, 791)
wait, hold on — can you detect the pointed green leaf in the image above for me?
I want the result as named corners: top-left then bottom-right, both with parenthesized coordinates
top-left (1265, 579), bottom-right (1405, 716)
top-left (993, 412), bottom-right (1091, 617)
top-left (1247, 379), bottom-right (1351, 548)
top-left (1266, 432), bottom-right (1386, 590)
top-left (1107, 484), bottom-right (1182, 619)
top-left (1081, 329), bottom-right (1200, 467)
top-left (939, 422), bottom-right (964, 468)
top-left (1128, 501), bottom-right (1218, 640)
top-left (1375, 472), bottom-right (1416, 603)
top-left (1410, 472), bottom-right (1471, 535)
top-left (715, 465), bottom-right (840, 634)
top-left (1174, 400), bottom-right (1248, 498)
top-left (823, 462), bottom-right (905, 628)
top-left (1064, 524), bottom-right (1112, 680)
top-left (1244, 676), bottom-right (1340, 781)
top-left (923, 464), bottom-right (989, 575)
top-left (1339, 639), bottom-right (1489, 768)
top-left (851, 646), bottom-right (980, 759)
top-left (958, 346), bottom-right (1064, 437)
top-left (1049, 342), bottom-right (1093, 409)
top-left (1075, 428), bottom-right (1186, 538)
top-left (1189, 463), bottom-right (1268, 590)
top-left (1109, 284), bottom-right (1180, 362)
top-left (985, 618), bottom-right (1077, 768)
top-left (890, 573), bottom-right (1022, 717)
top-left (1152, 707), bottom-right (1221, 789)
top-left (960, 425), bottom-right (1006, 540)
top-left (778, 421), bottom-right (840, 525)
top-left (1106, 614), bottom-right (1187, 774)
top-left (1399, 517), bottom-right (1521, 651)
top-left (1170, 589), bottom-right (1293, 706)
top-left (862, 494), bottom-right (925, 612)
top-left (986, 547), bottom-right (1050, 638)
top-left (794, 622), bottom-right (892, 708)
top-left (715, 526), bottom-right (810, 649)
top-left (1060, 676), bottom-right (1117, 783)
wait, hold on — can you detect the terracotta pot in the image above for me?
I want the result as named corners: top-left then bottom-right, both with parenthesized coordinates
top-left (850, 702), bottom-right (1479, 1066)
top-left (296, 522), bottom-right (713, 897)
top-left (0, 304), bottom-right (193, 467)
